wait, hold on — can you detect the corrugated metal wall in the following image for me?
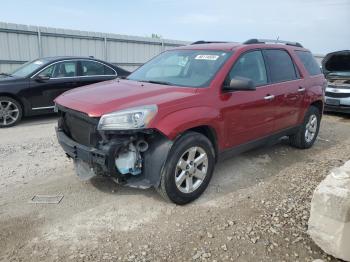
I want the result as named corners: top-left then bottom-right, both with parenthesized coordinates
top-left (0, 22), bottom-right (189, 73)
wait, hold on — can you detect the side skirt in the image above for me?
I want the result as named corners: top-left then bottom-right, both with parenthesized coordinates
top-left (218, 126), bottom-right (300, 162)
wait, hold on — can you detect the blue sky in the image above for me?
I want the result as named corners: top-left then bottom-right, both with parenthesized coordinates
top-left (1, 0), bottom-right (349, 54)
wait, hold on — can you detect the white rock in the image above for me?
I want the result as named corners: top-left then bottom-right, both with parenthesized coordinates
top-left (207, 232), bottom-right (213, 238)
top-left (221, 244), bottom-right (227, 251)
top-left (308, 160), bottom-right (350, 261)
top-left (192, 251), bottom-right (202, 260)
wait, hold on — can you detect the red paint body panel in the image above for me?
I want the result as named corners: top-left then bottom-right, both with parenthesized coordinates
top-left (55, 42), bottom-right (325, 153)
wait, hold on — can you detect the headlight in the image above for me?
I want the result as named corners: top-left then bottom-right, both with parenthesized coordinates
top-left (97, 105), bottom-right (158, 130)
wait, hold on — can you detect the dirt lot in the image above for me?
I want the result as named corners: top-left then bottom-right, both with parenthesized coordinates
top-left (0, 113), bottom-right (349, 262)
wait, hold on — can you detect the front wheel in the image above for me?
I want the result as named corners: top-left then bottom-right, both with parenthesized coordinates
top-left (157, 132), bottom-right (215, 205)
top-left (289, 106), bottom-right (321, 149)
top-left (0, 96), bottom-right (23, 128)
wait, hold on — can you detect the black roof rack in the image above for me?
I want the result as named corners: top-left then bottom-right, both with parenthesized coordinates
top-left (191, 40), bottom-right (228, 45)
top-left (243, 38), bottom-right (303, 48)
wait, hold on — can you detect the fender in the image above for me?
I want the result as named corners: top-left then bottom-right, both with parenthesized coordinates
top-left (298, 77), bottom-right (325, 124)
top-left (0, 92), bottom-right (31, 116)
top-left (154, 106), bottom-right (224, 145)
top-left (19, 96), bottom-right (32, 116)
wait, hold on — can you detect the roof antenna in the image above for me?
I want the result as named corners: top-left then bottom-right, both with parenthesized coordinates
top-left (276, 36), bottom-right (280, 43)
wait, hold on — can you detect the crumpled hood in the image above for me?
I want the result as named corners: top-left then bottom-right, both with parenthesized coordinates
top-left (55, 79), bottom-right (197, 117)
top-left (322, 50), bottom-right (350, 77)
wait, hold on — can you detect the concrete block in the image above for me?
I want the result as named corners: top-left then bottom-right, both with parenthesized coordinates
top-left (308, 160), bottom-right (350, 261)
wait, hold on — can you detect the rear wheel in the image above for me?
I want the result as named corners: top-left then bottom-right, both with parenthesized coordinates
top-left (289, 106), bottom-right (320, 149)
top-left (157, 132), bottom-right (215, 205)
top-left (0, 96), bottom-right (23, 128)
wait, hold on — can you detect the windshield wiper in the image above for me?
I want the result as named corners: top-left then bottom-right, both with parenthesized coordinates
top-left (138, 80), bottom-right (173, 86)
top-left (0, 72), bottom-right (13, 77)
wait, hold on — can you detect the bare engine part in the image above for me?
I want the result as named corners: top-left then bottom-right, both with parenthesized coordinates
top-left (136, 139), bottom-right (149, 152)
top-left (115, 142), bottom-right (144, 175)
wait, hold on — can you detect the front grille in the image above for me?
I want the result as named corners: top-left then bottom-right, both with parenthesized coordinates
top-left (58, 106), bottom-right (100, 147)
top-left (325, 92), bottom-right (350, 98)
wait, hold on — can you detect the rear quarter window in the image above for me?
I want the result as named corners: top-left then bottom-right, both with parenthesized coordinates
top-left (263, 49), bottom-right (298, 83)
top-left (295, 51), bottom-right (322, 76)
top-left (81, 60), bottom-right (116, 76)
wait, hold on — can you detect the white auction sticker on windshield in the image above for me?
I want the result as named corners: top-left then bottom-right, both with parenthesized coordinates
top-left (195, 55), bottom-right (219, 60)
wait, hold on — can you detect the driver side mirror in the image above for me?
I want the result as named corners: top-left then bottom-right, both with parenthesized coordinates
top-left (223, 77), bottom-right (256, 91)
top-left (35, 75), bottom-right (50, 82)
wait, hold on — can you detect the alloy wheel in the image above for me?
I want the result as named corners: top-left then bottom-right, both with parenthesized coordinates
top-left (0, 100), bottom-right (20, 126)
top-left (305, 114), bottom-right (318, 143)
top-left (175, 146), bottom-right (208, 194)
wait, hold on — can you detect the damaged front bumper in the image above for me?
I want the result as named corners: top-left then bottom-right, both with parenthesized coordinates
top-left (56, 128), bottom-right (122, 178)
top-left (56, 127), bottom-right (173, 189)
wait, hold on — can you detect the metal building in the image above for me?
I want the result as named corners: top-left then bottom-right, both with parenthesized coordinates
top-left (0, 22), bottom-right (189, 73)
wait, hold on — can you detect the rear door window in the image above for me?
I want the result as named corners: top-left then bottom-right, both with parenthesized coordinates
top-left (295, 51), bottom-right (322, 76)
top-left (81, 60), bottom-right (116, 76)
top-left (228, 50), bottom-right (267, 86)
top-left (263, 49), bottom-right (298, 83)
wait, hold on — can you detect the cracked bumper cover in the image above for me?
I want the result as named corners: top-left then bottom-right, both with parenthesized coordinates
top-left (56, 127), bottom-right (173, 188)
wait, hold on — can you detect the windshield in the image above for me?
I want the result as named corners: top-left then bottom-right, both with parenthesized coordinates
top-left (10, 59), bottom-right (48, 78)
top-left (128, 50), bottom-right (231, 87)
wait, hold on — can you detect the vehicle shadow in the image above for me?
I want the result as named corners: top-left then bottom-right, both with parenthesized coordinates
top-left (197, 139), bottom-right (303, 204)
top-left (89, 175), bottom-right (165, 202)
top-left (18, 114), bottom-right (58, 127)
top-left (324, 111), bottom-right (350, 121)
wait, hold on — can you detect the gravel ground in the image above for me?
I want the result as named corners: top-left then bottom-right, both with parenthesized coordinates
top-left (0, 113), bottom-right (349, 262)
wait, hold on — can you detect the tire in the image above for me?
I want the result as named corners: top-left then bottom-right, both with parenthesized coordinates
top-left (0, 96), bottom-right (23, 128)
top-left (157, 131), bottom-right (215, 205)
top-left (289, 106), bottom-right (321, 149)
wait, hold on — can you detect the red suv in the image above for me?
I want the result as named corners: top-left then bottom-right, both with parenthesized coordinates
top-left (55, 39), bottom-right (325, 204)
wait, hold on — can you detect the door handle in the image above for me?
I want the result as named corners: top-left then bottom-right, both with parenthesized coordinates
top-left (298, 87), bottom-right (305, 92)
top-left (264, 94), bottom-right (275, 100)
